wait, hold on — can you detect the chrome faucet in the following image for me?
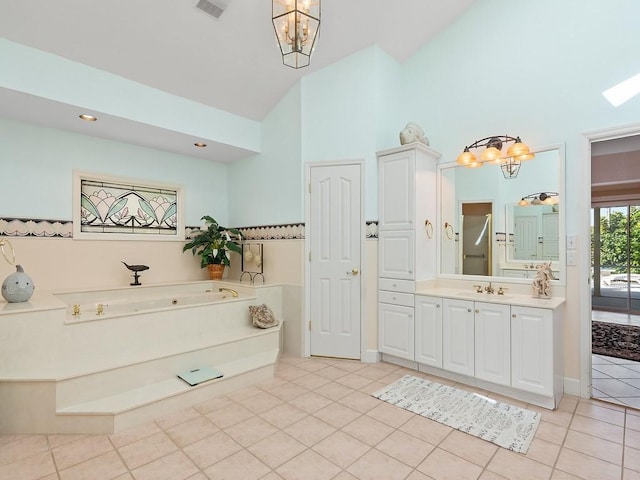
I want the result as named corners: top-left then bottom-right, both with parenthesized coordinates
top-left (484, 282), bottom-right (495, 294)
top-left (219, 287), bottom-right (238, 298)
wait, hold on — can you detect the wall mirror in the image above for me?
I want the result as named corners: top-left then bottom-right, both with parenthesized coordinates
top-left (438, 146), bottom-right (565, 284)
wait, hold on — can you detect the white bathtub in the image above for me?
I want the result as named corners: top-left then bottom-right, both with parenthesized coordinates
top-left (0, 280), bottom-right (283, 434)
top-left (55, 281), bottom-right (252, 321)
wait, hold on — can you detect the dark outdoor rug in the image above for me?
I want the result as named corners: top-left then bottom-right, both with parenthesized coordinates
top-left (592, 321), bottom-right (640, 362)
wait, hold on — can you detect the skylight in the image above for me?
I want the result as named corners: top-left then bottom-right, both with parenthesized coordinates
top-left (603, 72), bottom-right (640, 107)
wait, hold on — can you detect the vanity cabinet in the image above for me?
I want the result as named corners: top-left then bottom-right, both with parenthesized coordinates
top-left (511, 305), bottom-right (554, 396)
top-left (407, 294), bottom-right (562, 409)
top-left (377, 144), bottom-right (441, 360)
top-left (377, 144), bottom-right (441, 280)
top-left (415, 295), bottom-right (442, 367)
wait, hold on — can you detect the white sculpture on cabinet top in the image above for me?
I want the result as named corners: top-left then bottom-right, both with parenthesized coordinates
top-left (399, 122), bottom-right (429, 146)
top-left (532, 262), bottom-right (555, 298)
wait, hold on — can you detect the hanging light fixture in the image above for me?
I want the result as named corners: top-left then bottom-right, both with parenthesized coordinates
top-left (456, 135), bottom-right (535, 179)
top-left (272, 0), bottom-right (320, 69)
top-left (518, 192), bottom-right (559, 206)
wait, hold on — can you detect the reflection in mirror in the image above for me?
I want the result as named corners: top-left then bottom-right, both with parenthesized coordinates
top-left (461, 203), bottom-right (492, 275)
top-left (508, 204), bottom-right (559, 261)
top-left (438, 147), bottom-right (564, 283)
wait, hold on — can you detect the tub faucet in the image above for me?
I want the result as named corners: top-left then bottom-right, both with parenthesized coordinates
top-left (219, 287), bottom-right (238, 298)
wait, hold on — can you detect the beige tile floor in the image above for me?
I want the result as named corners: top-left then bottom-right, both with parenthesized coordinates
top-left (2, 354), bottom-right (640, 480)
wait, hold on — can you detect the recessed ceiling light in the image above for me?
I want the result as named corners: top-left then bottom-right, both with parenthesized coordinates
top-left (194, 142), bottom-right (207, 148)
top-left (79, 114), bottom-right (97, 122)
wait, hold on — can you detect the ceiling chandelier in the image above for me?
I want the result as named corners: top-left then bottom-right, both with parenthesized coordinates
top-left (456, 135), bottom-right (535, 179)
top-left (272, 0), bottom-right (320, 69)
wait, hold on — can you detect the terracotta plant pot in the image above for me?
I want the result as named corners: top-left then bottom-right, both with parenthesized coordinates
top-left (207, 264), bottom-right (225, 280)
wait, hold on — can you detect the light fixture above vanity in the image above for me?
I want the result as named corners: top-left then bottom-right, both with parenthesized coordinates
top-left (456, 135), bottom-right (535, 179)
top-left (518, 191), bottom-right (559, 206)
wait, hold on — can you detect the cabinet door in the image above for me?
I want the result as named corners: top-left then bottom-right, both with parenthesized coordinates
top-left (415, 296), bottom-right (442, 367)
top-left (379, 231), bottom-right (415, 279)
top-left (379, 302), bottom-right (415, 360)
top-left (511, 306), bottom-right (553, 396)
top-left (442, 298), bottom-right (474, 376)
top-left (474, 302), bottom-right (511, 386)
top-left (378, 151), bottom-right (415, 230)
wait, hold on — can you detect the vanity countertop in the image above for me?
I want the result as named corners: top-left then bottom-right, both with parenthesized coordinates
top-left (414, 286), bottom-right (565, 310)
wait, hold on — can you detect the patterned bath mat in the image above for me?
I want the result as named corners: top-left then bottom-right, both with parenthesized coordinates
top-left (592, 321), bottom-right (640, 362)
top-left (372, 375), bottom-right (540, 454)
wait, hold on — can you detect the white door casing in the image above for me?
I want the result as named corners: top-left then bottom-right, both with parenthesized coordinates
top-left (308, 162), bottom-right (362, 359)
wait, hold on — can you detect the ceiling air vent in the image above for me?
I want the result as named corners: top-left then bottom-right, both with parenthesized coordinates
top-left (195, 0), bottom-right (228, 19)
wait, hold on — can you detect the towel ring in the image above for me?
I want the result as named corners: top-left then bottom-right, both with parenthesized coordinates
top-left (0, 238), bottom-right (16, 265)
top-left (444, 222), bottom-right (454, 240)
top-left (424, 220), bottom-right (433, 239)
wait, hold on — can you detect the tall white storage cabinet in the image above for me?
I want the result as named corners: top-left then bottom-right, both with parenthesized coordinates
top-left (377, 144), bottom-right (441, 360)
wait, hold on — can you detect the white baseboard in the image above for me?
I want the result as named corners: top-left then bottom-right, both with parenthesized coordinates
top-left (564, 377), bottom-right (583, 397)
top-left (361, 349), bottom-right (381, 364)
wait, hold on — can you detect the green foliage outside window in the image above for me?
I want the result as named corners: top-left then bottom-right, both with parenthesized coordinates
top-left (592, 207), bottom-right (640, 274)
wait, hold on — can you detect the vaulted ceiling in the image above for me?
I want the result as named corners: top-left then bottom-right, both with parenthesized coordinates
top-left (0, 0), bottom-right (478, 161)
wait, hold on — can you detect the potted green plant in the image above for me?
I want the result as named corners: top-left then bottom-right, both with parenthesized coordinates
top-left (183, 215), bottom-right (242, 280)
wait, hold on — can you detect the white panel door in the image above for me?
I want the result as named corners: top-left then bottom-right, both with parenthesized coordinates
top-left (442, 298), bottom-right (474, 376)
top-left (474, 302), bottom-right (511, 386)
top-left (309, 163), bottom-right (361, 359)
top-left (378, 151), bottom-right (415, 230)
top-left (379, 302), bottom-right (415, 360)
top-left (415, 295), bottom-right (442, 367)
top-left (511, 306), bottom-right (553, 396)
top-left (378, 230), bottom-right (415, 279)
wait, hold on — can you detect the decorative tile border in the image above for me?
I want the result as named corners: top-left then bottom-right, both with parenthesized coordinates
top-left (0, 219), bottom-right (381, 240)
top-left (238, 223), bottom-right (305, 240)
top-left (0, 218), bottom-right (73, 238)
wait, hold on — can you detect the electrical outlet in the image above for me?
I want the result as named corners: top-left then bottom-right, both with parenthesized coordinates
top-left (567, 234), bottom-right (577, 249)
top-left (567, 250), bottom-right (577, 266)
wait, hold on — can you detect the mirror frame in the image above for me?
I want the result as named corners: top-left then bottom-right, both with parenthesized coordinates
top-left (436, 144), bottom-right (566, 285)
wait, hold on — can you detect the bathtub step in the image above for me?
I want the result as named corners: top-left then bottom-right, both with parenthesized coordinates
top-left (57, 349), bottom-right (278, 417)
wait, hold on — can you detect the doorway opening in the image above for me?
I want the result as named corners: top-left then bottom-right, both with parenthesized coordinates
top-left (590, 135), bottom-right (640, 408)
top-left (461, 202), bottom-right (492, 276)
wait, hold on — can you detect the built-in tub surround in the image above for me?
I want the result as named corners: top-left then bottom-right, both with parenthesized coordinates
top-left (0, 280), bottom-right (283, 434)
top-left (55, 281), bottom-right (251, 322)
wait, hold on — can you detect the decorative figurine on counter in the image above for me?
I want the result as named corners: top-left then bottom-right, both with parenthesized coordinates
top-left (399, 122), bottom-right (429, 146)
top-left (122, 261), bottom-right (149, 286)
top-left (2, 265), bottom-right (35, 303)
top-left (532, 262), bottom-right (555, 298)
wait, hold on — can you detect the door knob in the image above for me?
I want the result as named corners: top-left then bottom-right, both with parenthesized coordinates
top-left (350, 268), bottom-right (359, 276)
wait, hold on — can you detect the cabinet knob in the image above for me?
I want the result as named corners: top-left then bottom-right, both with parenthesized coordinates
top-left (475, 309), bottom-right (479, 314)
top-left (512, 314), bottom-right (517, 318)
top-left (408, 270), bottom-right (413, 274)
top-left (436, 304), bottom-right (440, 308)
top-left (467, 308), bottom-right (472, 312)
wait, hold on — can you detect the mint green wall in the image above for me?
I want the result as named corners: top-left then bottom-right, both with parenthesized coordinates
top-left (0, 117), bottom-right (229, 225)
top-left (401, 0), bottom-right (640, 233)
top-left (302, 47), bottom-right (403, 220)
top-left (0, 39), bottom-right (261, 153)
top-left (227, 82), bottom-right (303, 227)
